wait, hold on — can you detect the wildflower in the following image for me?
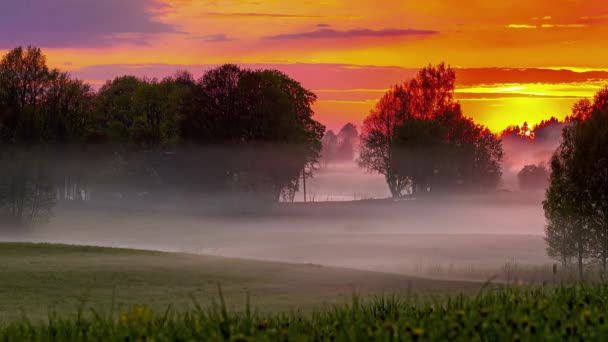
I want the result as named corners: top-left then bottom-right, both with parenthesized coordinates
top-left (257, 320), bottom-right (269, 331)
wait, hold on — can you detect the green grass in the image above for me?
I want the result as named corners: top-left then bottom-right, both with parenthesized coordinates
top-left (2, 285), bottom-right (608, 341)
top-left (2, 243), bottom-right (608, 340)
top-left (0, 242), bottom-right (481, 321)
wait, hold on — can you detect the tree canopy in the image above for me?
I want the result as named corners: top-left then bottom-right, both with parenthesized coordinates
top-left (544, 87), bottom-right (608, 280)
top-left (518, 164), bottom-right (549, 190)
top-left (358, 63), bottom-right (504, 197)
top-left (0, 47), bottom-right (326, 225)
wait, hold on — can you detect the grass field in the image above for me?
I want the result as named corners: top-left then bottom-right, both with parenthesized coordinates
top-left (0, 243), bottom-right (484, 322)
top-left (2, 281), bottom-right (608, 341)
top-left (3, 243), bottom-right (607, 341)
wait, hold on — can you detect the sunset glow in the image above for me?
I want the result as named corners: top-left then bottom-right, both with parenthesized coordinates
top-left (3, 0), bottom-right (608, 132)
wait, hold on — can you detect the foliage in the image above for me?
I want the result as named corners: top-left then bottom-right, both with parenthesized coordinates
top-left (321, 123), bottom-right (359, 164)
top-left (2, 285), bottom-right (608, 341)
top-left (358, 84), bottom-right (410, 197)
top-left (544, 86), bottom-right (608, 280)
top-left (0, 47), bottom-right (326, 219)
top-left (178, 65), bottom-right (325, 201)
top-left (0, 151), bottom-right (55, 226)
top-left (358, 63), bottom-right (503, 197)
top-left (518, 164), bottom-right (549, 190)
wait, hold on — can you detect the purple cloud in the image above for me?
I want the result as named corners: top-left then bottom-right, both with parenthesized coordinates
top-left (187, 34), bottom-right (231, 42)
top-left (205, 12), bottom-right (325, 18)
top-left (263, 28), bottom-right (439, 40)
top-left (0, 0), bottom-right (182, 48)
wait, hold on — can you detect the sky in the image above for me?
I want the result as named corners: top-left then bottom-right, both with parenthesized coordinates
top-left (2, 0), bottom-right (608, 133)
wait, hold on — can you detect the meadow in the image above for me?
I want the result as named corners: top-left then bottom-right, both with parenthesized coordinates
top-left (0, 243), bottom-right (482, 322)
top-left (3, 274), bottom-right (608, 341)
top-left (0, 193), bottom-right (591, 340)
top-left (0, 241), bottom-right (605, 341)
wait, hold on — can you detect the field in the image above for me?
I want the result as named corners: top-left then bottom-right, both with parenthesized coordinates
top-left (0, 243), bottom-right (485, 322)
top-left (3, 243), bottom-right (607, 341)
top-left (0, 192), bottom-right (580, 340)
top-left (2, 270), bottom-right (608, 340)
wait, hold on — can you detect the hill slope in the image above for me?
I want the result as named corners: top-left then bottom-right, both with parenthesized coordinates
top-left (0, 243), bottom-right (482, 321)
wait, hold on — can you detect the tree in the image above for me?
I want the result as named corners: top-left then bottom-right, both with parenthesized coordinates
top-left (544, 86), bottom-right (608, 280)
top-left (0, 46), bottom-right (49, 110)
top-left (0, 46), bottom-right (50, 145)
top-left (359, 63), bottom-right (503, 197)
top-left (472, 126), bottom-right (504, 189)
top-left (177, 65), bottom-right (325, 201)
top-left (0, 47), bottom-right (59, 226)
top-left (335, 123), bottom-right (358, 161)
top-left (321, 130), bottom-right (338, 165)
top-left (578, 87), bottom-right (608, 273)
top-left (96, 76), bottom-right (142, 144)
top-left (0, 152), bottom-right (55, 226)
top-left (544, 126), bottom-right (591, 281)
top-left (358, 84), bottom-right (410, 197)
top-left (392, 118), bottom-right (446, 194)
top-left (232, 68), bottom-right (324, 201)
top-left (42, 70), bottom-right (96, 143)
top-left (518, 164), bottom-right (549, 190)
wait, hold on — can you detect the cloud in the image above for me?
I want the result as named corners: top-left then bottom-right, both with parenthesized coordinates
top-left (541, 24), bottom-right (587, 28)
top-left (204, 12), bottom-right (360, 19)
top-left (579, 14), bottom-right (608, 23)
top-left (506, 24), bottom-right (537, 29)
top-left (70, 64), bottom-right (608, 92)
top-left (187, 34), bottom-right (231, 42)
top-left (317, 23), bottom-right (331, 27)
top-left (0, 0), bottom-right (181, 48)
top-left (263, 28), bottom-right (439, 40)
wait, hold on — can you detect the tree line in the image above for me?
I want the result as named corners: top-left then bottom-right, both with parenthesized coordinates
top-left (0, 46), bottom-right (324, 225)
top-left (544, 87), bottom-right (608, 280)
top-left (1, 47), bottom-right (509, 226)
top-left (321, 123), bottom-right (359, 164)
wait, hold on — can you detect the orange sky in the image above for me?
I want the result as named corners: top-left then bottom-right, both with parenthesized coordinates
top-left (3, 0), bottom-right (608, 132)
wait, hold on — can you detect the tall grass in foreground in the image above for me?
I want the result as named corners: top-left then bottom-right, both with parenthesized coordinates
top-left (4, 285), bottom-right (608, 341)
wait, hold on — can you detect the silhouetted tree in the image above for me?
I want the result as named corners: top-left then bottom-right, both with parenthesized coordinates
top-left (544, 86), bottom-right (608, 280)
top-left (358, 84), bottom-right (410, 197)
top-left (359, 63), bottom-right (503, 197)
top-left (518, 164), bottom-right (549, 190)
top-left (578, 87), bottom-right (608, 273)
top-left (335, 123), bottom-right (358, 161)
top-left (0, 47), bottom-right (58, 225)
top-left (178, 65), bottom-right (325, 201)
top-left (321, 130), bottom-right (338, 165)
top-left (0, 47), bottom-right (327, 214)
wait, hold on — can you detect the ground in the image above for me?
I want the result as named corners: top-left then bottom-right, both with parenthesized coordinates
top-left (0, 242), bottom-right (484, 322)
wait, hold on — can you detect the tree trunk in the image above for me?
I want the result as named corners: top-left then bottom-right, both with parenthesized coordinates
top-left (578, 239), bottom-right (584, 282)
top-left (603, 223), bottom-right (607, 274)
top-left (386, 176), bottom-right (398, 198)
top-left (302, 168), bottom-right (307, 203)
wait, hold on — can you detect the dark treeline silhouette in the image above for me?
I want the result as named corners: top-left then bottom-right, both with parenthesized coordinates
top-left (358, 63), bottom-right (504, 197)
top-left (544, 86), bottom-right (608, 280)
top-left (0, 46), bottom-right (325, 225)
top-left (321, 123), bottom-right (359, 164)
top-left (500, 118), bottom-right (569, 176)
top-left (501, 117), bottom-right (567, 143)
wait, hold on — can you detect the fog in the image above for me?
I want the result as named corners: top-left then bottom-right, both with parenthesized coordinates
top-left (500, 120), bottom-right (565, 189)
top-left (3, 160), bottom-right (551, 282)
